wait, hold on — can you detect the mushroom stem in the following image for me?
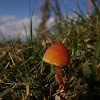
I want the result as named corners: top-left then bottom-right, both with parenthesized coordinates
top-left (55, 66), bottom-right (65, 92)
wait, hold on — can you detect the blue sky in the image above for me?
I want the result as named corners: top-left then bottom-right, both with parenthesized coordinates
top-left (0, 0), bottom-right (88, 19)
top-left (0, 0), bottom-right (90, 42)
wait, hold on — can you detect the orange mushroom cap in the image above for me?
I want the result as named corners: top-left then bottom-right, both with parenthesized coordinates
top-left (43, 41), bottom-right (70, 67)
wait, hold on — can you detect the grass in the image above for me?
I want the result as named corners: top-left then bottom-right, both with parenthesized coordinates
top-left (0, 1), bottom-right (100, 100)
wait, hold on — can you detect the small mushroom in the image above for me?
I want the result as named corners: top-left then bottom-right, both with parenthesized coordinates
top-left (43, 41), bottom-right (70, 92)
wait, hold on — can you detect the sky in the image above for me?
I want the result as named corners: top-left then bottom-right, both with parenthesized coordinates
top-left (0, 0), bottom-right (89, 42)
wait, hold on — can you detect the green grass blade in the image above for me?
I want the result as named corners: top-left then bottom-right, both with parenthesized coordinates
top-left (0, 85), bottom-right (14, 98)
top-left (91, 0), bottom-right (100, 15)
top-left (83, 62), bottom-right (91, 81)
top-left (0, 38), bottom-right (6, 44)
top-left (91, 37), bottom-right (100, 78)
top-left (77, 4), bottom-right (88, 20)
top-left (30, 17), bottom-right (33, 48)
top-left (21, 53), bottom-right (32, 86)
top-left (23, 23), bottom-right (29, 42)
top-left (17, 73), bottom-right (27, 83)
top-left (66, 17), bottom-right (90, 30)
top-left (40, 61), bottom-right (43, 74)
top-left (32, 8), bottom-right (35, 16)
top-left (50, 65), bottom-right (54, 73)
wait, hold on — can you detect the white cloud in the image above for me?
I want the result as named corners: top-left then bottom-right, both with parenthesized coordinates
top-left (0, 16), bottom-right (40, 42)
top-left (0, 16), bottom-right (55, 42)
top-left (46, 17), bottom-right (55, 28)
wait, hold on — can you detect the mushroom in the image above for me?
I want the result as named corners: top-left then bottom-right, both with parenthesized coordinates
top-left (42, 41), bottom-right (70, 92)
